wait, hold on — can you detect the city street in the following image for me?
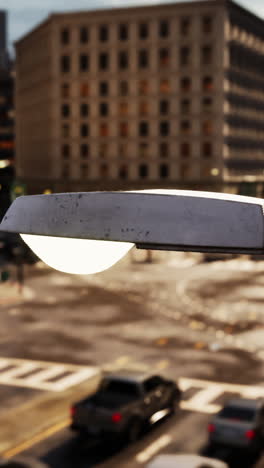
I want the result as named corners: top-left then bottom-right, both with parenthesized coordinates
top-left (0, 250), bottom-right (264, 467)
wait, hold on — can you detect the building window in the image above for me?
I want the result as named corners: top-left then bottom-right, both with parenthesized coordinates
top-left (160, 100), bottom-right (169, 115)
top-left (139, 23), bottom-right (149, 39)
top-left (119, 102), bottom-right (128, 115)
top-left (118, 143), bottom-right (127, 158)
top-left (202, 142), bottom-right (212, 157)
top-left (80, 103), bottom-right (89, 117)
top-left (160, 142), bottom-right (169, 158)
top-left (181, 77), bottom-right (191, 91)
top-left (201, 165), bottom-right (211, 178)
top-left (99, 81), bottom-right (109, 96)
top-left (139, 80), bottom-right (149, 95)
top-left (61, 103), bottom-right (70, 118)
top-left (61, 28), bottom-right (70, 45)
top-left (181, 120), bottom-right (191, 133)
top-left (80, 54), bottom-right (89, 71)
top-left (99, 143), bottom-right (108, 158)
top-left (139, 121), bottom-right (149, 137)
top-left (139, 101), bottom-right (149, 115)
top-left (181, 98), bottom-right (190, 113)
top-left (100, 102), bottom-right (109, 116)
top-left (180, 163), bottom-right (189, 179)
top-left (139, 164), bottom-right (148, 178)
top-left (160, 164), bottom-right (168, 178)
top-left (120, 81), bottom-right (129, 96)
top-left (159, 48), bottom-right (170, 66)
top-left (119, 165), bottom-right (128, 179)
top-left (100, 164), bottom-right (108, 178)
top-left (160, 79), bottom-right (170, 93)
top-left (62, 124), bottom-right (70, 137)
top-left (99, 52), bottom-right (109, 70)
top-left (159, 20), bottom-right (169, 38)
top-left (61, 83), bottom-right (70, 98)
top-left (80, 144), bottom-right (89, 158)
top-left (99, 25), bottom-right (109, 41)
top-left (119, 51), bottom-right (129, 69)
top-left (62, 164), bottom-right (70, 178)
top-left (138, 49), bottom-right (149, 68)
top-left (160, 121), bottom-right (170, 136)
top-left (81, 163), bottom-right (88, 178)
top-left (202, 120), bottom-right (213, 135)
top-left (139, 143), bottom-right (148, 158)
top-left (119, 24), bottom-right (129, 40)
top-left (62, 144), bottom-right (70, 159)
top-left (202, 96), bottom-right (213, 110)
top-left (61, 55), bottom-right (71, 73)
top-left (80, 123), bottom-right (89, 137)
top-left (180, 17), bottom-right (191, 35)
top-left (203, 76), bottom-right (213, 91)
top-left (80, 26), bottom-right (89, 43)
top-left (180, 47), bottom-right (190, 66)
top-left (201, 46), bottom-right (212, 65)
top-left (120, 122), bottom-right (128, 137)
top-left (180, 142), bottom-right (190, 157)
top-left (80, 83), bottom-right (90, 97)
top-left (100, 123), bottom-right (109, 137)
top-left (202, 16), bottom-right (213, 34)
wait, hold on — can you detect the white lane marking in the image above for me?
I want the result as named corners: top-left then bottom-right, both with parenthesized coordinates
top-left (136, 434), bottom-right (171, 463)
top-left (178, 377), bottom-right (264, 414)
top-left (179, 377), bottom-right (264, 396)
top-left (50, 367), bottom-right (100, 392)
top-left (0, 359), bottom-right (9, 369)
top-left (0, 363), bottom-right (38, 380)
top-left (180, 385), bottom-right (223, 414)
top-left (181, 400), bottom-right (221, 414)
top-left (25, 365), bottom-right (67, 384)
top-left (0, 357), bottom-right (99, 392)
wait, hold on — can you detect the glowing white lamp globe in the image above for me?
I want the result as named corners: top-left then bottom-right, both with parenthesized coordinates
top-left (20, 234), bottom-right (133, 275)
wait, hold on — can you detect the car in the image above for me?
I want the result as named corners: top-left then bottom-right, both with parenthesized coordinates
top-left (208, 398), bottom-right (264, 453)
top-left (71, 371), bottom-right (181, 443)
top-left (145, 454), bottom-right (228, 468)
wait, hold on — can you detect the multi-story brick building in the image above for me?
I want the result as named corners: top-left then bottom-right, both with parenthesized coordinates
top-left (15, 0), bottom-right (264, 195)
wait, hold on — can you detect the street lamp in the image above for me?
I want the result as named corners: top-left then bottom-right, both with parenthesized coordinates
top-left (0, 189), bottom-right (263, 275)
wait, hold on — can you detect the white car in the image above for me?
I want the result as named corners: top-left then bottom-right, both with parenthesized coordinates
top-left (145, 454), bottom-right (228, 468)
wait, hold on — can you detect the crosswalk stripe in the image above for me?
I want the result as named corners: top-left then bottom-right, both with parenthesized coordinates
top-left (180, 385), bottom-right (223, 414)
top-left (0, 357), bottom-right (99, 392)
top-left (25, 365), bottom-right (67, 384)
top-left (50, 368), bottom-right (100, 392)
top-left (0, 355), bottom-right (263, 412)
top-left (0, 359), bottom-right (9, 370)
top-left (0, 363), bottom-right (38, 380)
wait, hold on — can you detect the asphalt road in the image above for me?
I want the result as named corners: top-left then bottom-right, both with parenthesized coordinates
top-left (0, 251), bottom-right (264, 467)
top-left (15, 409), bottom-right (264, 468)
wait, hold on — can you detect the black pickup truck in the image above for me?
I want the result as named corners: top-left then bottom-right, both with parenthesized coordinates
top-left (70, 371), bottom-right (181, 443)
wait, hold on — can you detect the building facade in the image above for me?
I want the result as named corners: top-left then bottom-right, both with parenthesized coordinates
top-left (15, 0), bottom-right (264, 195)
top-left (0, 11), bottom-right (15, 220)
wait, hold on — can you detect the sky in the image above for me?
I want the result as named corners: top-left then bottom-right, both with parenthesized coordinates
top-left (1, 0), bottom-right (264, 52)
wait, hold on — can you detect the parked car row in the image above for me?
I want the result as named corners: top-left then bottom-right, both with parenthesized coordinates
top-left (70, 370), bottom-right (264, 466)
